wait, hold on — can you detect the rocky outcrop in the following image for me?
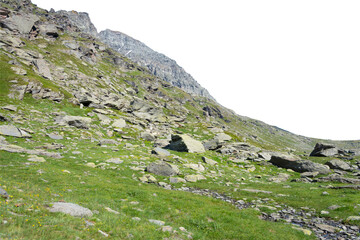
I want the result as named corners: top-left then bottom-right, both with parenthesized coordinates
top-left (99, 29), bottom-right (214, 100)
top-left (270, 153), bottom-right (330, 174)
top-left (49, 202), bottom-right (93, 217)
top-left (55, 10), bottom-right (98, 38)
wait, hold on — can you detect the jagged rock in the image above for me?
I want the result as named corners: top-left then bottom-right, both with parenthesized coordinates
top-left (325, 159), bottom-right (351, 171)
top-left (112, 119), bottom-right (126, 129)
top-left (0, 125), bottom-right (31, 138)
top-left (168, 134), bottom-right (205, 153)
top-left (55, 115), bottom-right (91, 129)
top-left (49, 202), bottom-right (93, 217)
top-left (184, 163), bottom-right (205, 172)
top-left (184, 174), bottom-right (206, 182)
top-left (146, 161), bottom-right (179, 176)
top-left (33, 59), bottom-right (52, 80)
top-left (269, 153), bottom-right (330, 174)
top-left (310, 143), bottom-right (339, 157)
top-left (202, 156), bottom-right (218, 166)
top-left (151, 147), bottom-right (170, 157)
top-left (0, 187), bottom-right (9, 199)
top-left (0, 13), bottom-right (39, 34)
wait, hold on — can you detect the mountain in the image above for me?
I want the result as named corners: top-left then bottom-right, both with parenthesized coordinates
top-left (99, 29), bottom-right (215, 100)
top-left (0, 1), bottom-right (360, 239)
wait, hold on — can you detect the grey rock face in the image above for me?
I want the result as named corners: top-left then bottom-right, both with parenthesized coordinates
top-left (56, 10), bottom-right (98, 38)
top-left (310, 143), bottom-right (339, 157)
top-left (49, 202), bottom-right (93, 217)
top-left (270, 153), bottom-right (330, 174)
top-left (325, 159), bottom-right (351, 171)
top-left (99, 30), bottom-right (214, 100)
top-left (33, 59), bottom-right (52, 80)
top-left (168, 134), bottom-right (205, 153)
top-left (146, 161), bottom-right (179, 176)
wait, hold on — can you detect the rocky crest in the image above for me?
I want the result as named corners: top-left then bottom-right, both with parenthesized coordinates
top-left (99, 29), bottom-right (214, 100)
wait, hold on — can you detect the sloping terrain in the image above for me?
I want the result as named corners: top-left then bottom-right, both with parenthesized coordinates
top-left (0, 1), bottom-right (360, 239)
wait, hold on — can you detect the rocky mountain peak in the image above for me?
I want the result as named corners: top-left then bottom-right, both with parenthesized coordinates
top-left (99, 29), bottom-right (215, 100)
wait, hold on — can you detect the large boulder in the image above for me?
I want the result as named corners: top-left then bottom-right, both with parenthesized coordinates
top-left (270, 153), bottom-right (330, 174)
top-left (325, 159), bottom-right (351, 171)
top-left (33, 59), bottom-right (52, 80)
top-left (310, 143), bottom-right (339, 157)
top-left (146, 161), bottom-right (179, 176)
top-left (168, 134), bottom-right (205, 153)
top-left (0, 125), bottom-right (31, 138)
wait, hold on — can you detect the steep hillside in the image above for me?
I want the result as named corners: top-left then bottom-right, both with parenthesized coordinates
top-left (0, 1), bottom-right (360, 239)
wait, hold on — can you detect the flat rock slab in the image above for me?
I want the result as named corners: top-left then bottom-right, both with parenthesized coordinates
top-left (202, 156), bottom-right (218, 165)
top-left (0, 125), bottom-right (31, 138)
top-left (325, 159), bottom-right (351, 171)
top-left (49, 202), bottom-right (93, 217)
top-left (0, 143), bottom-right (62, 158)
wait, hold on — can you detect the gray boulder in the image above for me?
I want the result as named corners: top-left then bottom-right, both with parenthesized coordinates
top-left (0, 125), bottom-right (31, 138)
top-left (270, 153), bottom-right (330, 174)
top-left (38, 24), bottom-right (59, 38)
top-left (146, 161), bottom-right (179, 176)
top-left (49, 202), bottom-right (93, 217)
top-left (325, 159), bottom-right (351, 171)
top-left (168, 134), bottom-right (205, 153)
top-left (310, 143), bottom-right (339, 157)
top-left (0, 186), bottom-right (9, 199)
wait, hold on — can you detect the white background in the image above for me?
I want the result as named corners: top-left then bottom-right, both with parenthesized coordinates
top-left (31, 0), bottom-right (360, 140)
